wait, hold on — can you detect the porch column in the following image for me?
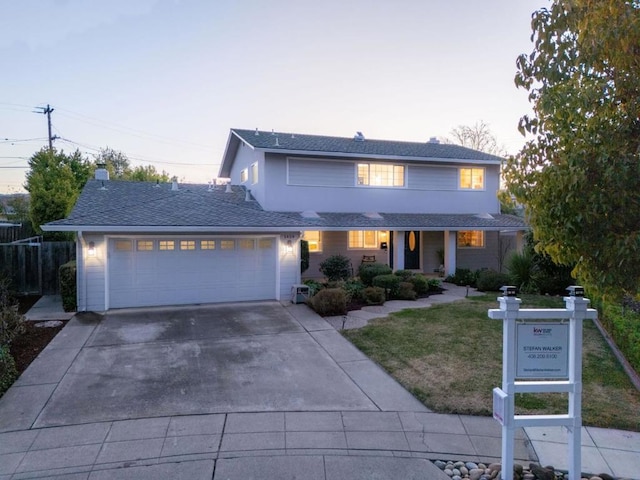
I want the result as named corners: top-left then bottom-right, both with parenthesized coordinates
top-left (444, 230), bottom-right (457, 276)
top-left (393, 230), bottom-right (405, 271)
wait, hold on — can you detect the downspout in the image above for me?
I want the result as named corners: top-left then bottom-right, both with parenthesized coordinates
top-left (77, 231), bottom-right (87, 312)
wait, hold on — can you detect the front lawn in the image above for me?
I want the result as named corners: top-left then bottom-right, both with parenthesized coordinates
top-left (343, 293), bottom-right (640, 432)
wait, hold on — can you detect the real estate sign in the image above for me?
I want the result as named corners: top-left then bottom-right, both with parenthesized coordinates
top-left (516, 323), bottom-right (569, 378)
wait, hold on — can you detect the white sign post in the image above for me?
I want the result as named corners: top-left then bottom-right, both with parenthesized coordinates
top-left (488, 286), bottom-right (597, 480)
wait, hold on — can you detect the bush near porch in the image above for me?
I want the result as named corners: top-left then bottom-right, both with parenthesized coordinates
top-left (306, 258), bottom-right (441, 316)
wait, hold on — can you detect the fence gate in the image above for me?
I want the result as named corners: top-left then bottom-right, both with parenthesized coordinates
top-left (0, 238), bottom-right (75, 295)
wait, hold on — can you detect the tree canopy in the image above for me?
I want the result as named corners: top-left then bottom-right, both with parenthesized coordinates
top-left (92, 148), bottom-right (170, 183)
top-left (449, 121), bottom-right (505, 157)
top-left (504, 0), bottom-right (640, 298)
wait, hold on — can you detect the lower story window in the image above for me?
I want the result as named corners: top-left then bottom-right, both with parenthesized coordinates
top-left (348, 230), bottom-right (379, 249)
top-left (303, 231), bottom-right (322, 252)
top-left (458, 231), bottom-right (484, 248)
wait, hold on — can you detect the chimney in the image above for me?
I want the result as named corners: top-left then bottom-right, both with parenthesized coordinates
top-left (95, 163), bottom-right (109, 180)
top-left (171, 176), bottom-right (179, 191)
top-left (428, 137), bottom-right (440, 144)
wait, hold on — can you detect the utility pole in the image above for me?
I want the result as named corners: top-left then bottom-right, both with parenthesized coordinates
top-left (35, 104), bottom-right (58, 151)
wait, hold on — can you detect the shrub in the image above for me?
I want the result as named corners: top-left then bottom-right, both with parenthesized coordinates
top-left (343, 279), bottom-right (365, 302)
top-left (409, 274), bottom-right (429, 295)
top-left (358, 262), bottom-right (392, 286)
top-left (427, 278), bottom-right (442, 292)
top-left (363, 286), bottom-right (385, 305)
top-left (445, 268), bottom-right (478, 287)
top-left (308, 288), bottom-right (347, 316)
top-left (319, 255), bottom-right (352, 282)
top-left (0, 344), bottom-right (18, 397)
top-left (507, 250), bottom-right (536, 293)
top-left (0, 278), bottom-right (25, 346)
top-left (59, 260), bottom-right (77, 312)
top-left (396, 282), bottom-right (417, 300)
top-left (373, 274), bottom-right (401, 299)
top-left (476, 269), bottom-right (511, 292)
top-left (394, 270), bottom-right (415, 281)
top-left (601, 302), bottom-right (640, 374)
top-left (303, 279), bottom-right (323, 296)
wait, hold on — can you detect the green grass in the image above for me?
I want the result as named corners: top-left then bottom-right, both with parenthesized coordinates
top-left (343, 293), bottom-right (640, 432)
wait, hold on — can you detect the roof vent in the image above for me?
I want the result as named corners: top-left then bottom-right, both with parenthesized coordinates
top-left (171, 177), bottom-right (179, 191)
top-left (154, 179), bottom-right (161, 188)
top-left (301, 210), bottom-right (321, 218)
top-left (271, 129), bottom-right (276, 135)
top-left (475, 213), bottom-right (495, 219)
top-left (245, 189), bottom-right (252, 202)
top-left (354, 131), bottom-right (365, 142)
top-left (428, 137), bottom-right (440, 144)
top-left (255, 128), bottom-right (259, 136)
top-left (225, 183), bottom-right (233, 193)
top-left (207, 181), bottom-right (214, 191)
top-left (363, 212), bottom-right (383, 219)
top-left (274, 137), bottom-right (280, 147)
top-left (99, 181), bottom-right (107, 191)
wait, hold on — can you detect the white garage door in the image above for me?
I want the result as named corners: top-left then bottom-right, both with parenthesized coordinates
top-left (108, 236), bottom-right (277, 309)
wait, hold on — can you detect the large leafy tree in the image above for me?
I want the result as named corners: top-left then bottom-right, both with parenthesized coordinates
top-left (504, 0), bottom-right (640, 298)
top-left (25, 148), bottom-right (90, 240)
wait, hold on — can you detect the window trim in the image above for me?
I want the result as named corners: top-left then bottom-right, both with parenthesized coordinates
top-left (240, 168), bottom-right (248, 183)
top-left (250, 162), bottom-right (258, 185)
top-left (348, 230), bottom-right (380, 250)
top-left (459, 167), bottom-right (485, 190)
top-left (356, 162), bottom-right (405, 188)
top-left (457, 230), bottom-right (485, 248)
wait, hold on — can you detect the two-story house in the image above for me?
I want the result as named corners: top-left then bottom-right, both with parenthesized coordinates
top-left (43, 128), bottom-right (526, 311)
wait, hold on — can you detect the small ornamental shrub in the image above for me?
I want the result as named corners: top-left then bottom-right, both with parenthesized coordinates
top-left (308, 288), bottom-right (347, 316)
top-left (363, 286), bottom-right (385, 305)
top-left (303, 279), bottom-right (323, 296)
top-left (409, 274), bottom-right (429, 295)
top-left (319, 255), bottom-right (352, 282)
top-left (396, 282), bottom-right (417, 300)
top-left (602, 302), bottom-right (640, 373)
top-left (445, 268), bottom-right (478, 287)
top-left (358, 263), bottom-right (392, 286)
top-left (0, 344), bottom-right (18, 397)
top-left (427, 278), bottom-right (442, 292)
top-left (59, 260), bottom-right (77, 312)
top-left (476, 269), bottom-right (511, 292)
top-left (508, 250), bottom-right (536, 293)
top-left (372, 274), bottom-right (401, 299)
top-left (343, 279), bottom-right (365, 302)
top-left (394, 270), bottom-right (415, 281)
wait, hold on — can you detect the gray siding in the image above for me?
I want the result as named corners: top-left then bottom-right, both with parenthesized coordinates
top-left (423, 231), bottom-right (444, 274)
top-left (288, 159), bottom-right (354, 187)
top-left (407, 165), bottom-right (457, 190)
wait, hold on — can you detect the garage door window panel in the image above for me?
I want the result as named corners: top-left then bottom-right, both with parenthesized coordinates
top-left (201, 240), bottom-right (215, 250)
top-left (180, 240), bottom-right (196, 250)
top-left (159, 240), bottom-right (175, 251)
top-left (137, 240), bottom-right (154, 251)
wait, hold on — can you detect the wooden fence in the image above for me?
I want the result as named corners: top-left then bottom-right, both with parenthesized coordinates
top-left (0, 224), bottom-right (35, 243)
top-left (0, 241), bottom-right (76, 295)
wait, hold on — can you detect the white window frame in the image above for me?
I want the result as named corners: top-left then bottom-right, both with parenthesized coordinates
top-left (250, 162), bottom-right (258, 184)
top-left (348, 230), bottom-right (379, 249)
top-left (459, 167), bottom-right (485, 190)
top-left (356, 163), bottom-right (405, 187)
top-left (457, 231), bottom-right (485, 248)
top-left (240, 168), bottom-right (248, 183)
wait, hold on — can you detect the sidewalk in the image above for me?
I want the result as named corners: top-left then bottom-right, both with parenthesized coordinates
top-left (0, 289), bottom-right (638, 479)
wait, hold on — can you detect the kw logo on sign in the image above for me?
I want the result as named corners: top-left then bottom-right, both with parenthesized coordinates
top-left (533, 327), bottom-right (553, 336)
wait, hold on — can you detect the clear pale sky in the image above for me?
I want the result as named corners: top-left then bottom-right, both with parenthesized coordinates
top-left (0, 0), bottom-right (547, 193)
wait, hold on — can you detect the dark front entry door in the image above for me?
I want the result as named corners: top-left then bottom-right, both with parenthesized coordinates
top-left (404, 231), bottom-right (420, 269)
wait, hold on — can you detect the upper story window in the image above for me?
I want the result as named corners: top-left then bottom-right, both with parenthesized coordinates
top-left (348, 230), bottom-right (379, 249)
top-left (459, 168), bottom-right (484, 190)
top-left (240, 168), bottom-right (248, 183)
top-left (357, 163), bottom-right (405, 187)
top-left (458, 231), bottom-right (484, 248)
top-left (251, 162), bottom-right (258, 184)
top-left (303, 231), bottom-right (322, 252)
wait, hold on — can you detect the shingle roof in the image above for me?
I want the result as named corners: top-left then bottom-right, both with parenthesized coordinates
top-left (220, 129), bottom-right (504, 178)
top-left (43, 179), bottom-right (526, 232)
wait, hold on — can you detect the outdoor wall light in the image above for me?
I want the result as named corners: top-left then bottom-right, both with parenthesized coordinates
top-left (286, 239), bottom-right (293, 253)
top-left (87, 241), bottom-right (96, 257)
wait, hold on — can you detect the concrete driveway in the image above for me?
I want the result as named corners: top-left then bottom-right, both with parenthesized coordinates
top-left (23, 301), bottom-right (425, 429)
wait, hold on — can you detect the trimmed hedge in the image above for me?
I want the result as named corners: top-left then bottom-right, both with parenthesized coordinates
top-left (308, 288), bottom-right (347, 316)
top-left (601, 302), bottom-right (640, 374)
top-left (319, 255), bottom-right (352, 281)
top-left (373, 274), bottom-right (401, 299)
top-left (363, 286), bottom-right (385, 305)
top-left (476, 270), bottom-right (511, 292)
top-left (409, 274), bottom-right (429, 295)
top-left (358, 262), bottom-right (392, 287)
top-left (59, 260), bottom-right (77, 312)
